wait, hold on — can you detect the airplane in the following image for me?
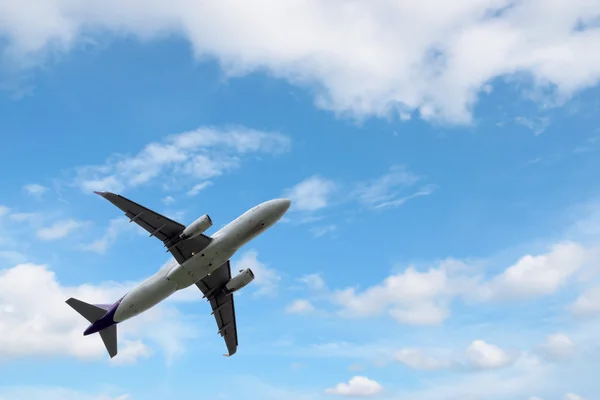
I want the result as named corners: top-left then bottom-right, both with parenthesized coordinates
top-left (65, 191), bottom-right (291, 359)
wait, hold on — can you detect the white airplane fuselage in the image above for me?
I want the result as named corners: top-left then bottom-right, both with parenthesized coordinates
top-left (84, 198), bottom-right (290, 334)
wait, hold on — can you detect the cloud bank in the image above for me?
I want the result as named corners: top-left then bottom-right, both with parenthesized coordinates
top-left (2, 1), bottom-right (600, 123)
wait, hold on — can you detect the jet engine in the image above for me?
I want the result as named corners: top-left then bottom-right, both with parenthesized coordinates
top-left (180, 214), bottom-right (213, 240)
top-left (224, 269), bottom-right (255, 295)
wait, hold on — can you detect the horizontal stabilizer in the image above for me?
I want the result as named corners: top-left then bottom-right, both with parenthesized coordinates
top-left (66, 297), bottom-right (119, 358)
top-left (66, 297), bottom-right (107, 323)
top-left (99, 325), bottom-right (118, 358)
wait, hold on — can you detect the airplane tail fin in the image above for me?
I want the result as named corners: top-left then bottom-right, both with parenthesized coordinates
top-left (99, 325), bottom-right (118, 358)
top-left (65, 297), bottom-right (119, 358)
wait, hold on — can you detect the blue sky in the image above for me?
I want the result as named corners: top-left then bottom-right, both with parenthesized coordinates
top-left (1, 2), bottom-right (600, 400)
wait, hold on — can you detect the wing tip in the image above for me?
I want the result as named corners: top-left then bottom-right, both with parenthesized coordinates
top-left (94, 191), bottom-right (117, 198)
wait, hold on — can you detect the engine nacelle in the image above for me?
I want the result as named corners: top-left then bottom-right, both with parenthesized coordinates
top-left (224, 269), bottom-right (255, 294)
top-left (180, 214), bottom-right (213, 240)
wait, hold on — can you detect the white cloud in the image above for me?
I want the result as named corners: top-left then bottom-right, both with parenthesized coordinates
top-left (389, 352), bottom-right (555, 400)
top-left (162, 195), bottom-right (176, 204)
top-left (117, 303), bottom-right (199, 367)
top-left (394, 348), bottom-right (453, 371)
top-left (36, 219), bottom-right (85, 240)
top-left (331, 265), bottom-right (451, 325)
top-left (325, 376), bottom-right (383, 397)
top-left (352, 165), bottom-right (422, 208)
top-left (0, 206), bottom-right (10, 218)
top-left (388, 301), bottom-right (449, 325)
top-left (235, 250), bottom-right (280, 297)
top-left (299, 273), bottom-right (327, 291)
top-left (0, 263), bottom-right (196, 364)
top-left (187, 181), bottom-right (213, 196)
top-left (3, 1), bottom-right (600, 124)
top-left (73, 126), bottom-right (290, 192)
top-left (395, 341), bottom-right (515, 372)
top-left (285, 176), bottom-right (336, 212)
top-left (8, 212), bottom-right (38, 222)
top-left (574, 135), bottom-right (600, 154)
top-left (227, 376), bottom-right (319, 400)
top-left (373, 186), bottom-right (436, 210)
top-left (285, 299), bottom-right (315, 314)
top-left (0, 250), bottom-right (27, 265)
top-left (310, 224), bottom-right (336, 238)
top-left (537, 333), bottom-right (575, 362)
top-left (0, 263), bottom-right (140, 360)
top-left (22, 184), bottom-right (47, 197)
top-left (0, 386), bottom-right (130, 400)
top-left (79, 176), bottom-right (122, 193)
top-left (285, 220), bottom-right (600, 398)
top-left (291, 241), bottom-right (598, 326)
top-left (283, 167), bottom-right (432, 231)
top-left (516, 116), bottom-right (550, 135)
top-left (564, 394), bottom-right (584, 400)
top-left (478, 242), bottom-right (589, 300)
top-left (465, 340), bottom-right (512, 370)
top-left (110, 339), bottom-right (153, 365)
top-left (571, 285), bottom-right (600, 317)
top-left (277, 332), bottom-right (598, 399)
top-left (81, 217), bottom-right (137, 254)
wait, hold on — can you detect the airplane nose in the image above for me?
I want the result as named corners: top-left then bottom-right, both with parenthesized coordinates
top-left (280, 198), bottom-right (291, 212)
top-left (275, 198), bottom-right (291, 214)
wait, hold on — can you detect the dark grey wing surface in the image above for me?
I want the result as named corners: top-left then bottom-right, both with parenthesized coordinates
top-left (94, 191), bottom-right (212, 264)
top-left (195, 260), bottom-right (238, 356)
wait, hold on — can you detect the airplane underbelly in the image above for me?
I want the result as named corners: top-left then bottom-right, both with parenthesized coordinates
top-left (166, 243), bottom-right (235, 288)
top-left (114, 270), bottom-right (178, 322)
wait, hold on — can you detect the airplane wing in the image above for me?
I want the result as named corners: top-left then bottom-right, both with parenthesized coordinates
top-left (94, 191), bottom-right (212, 265)
top-left (195, 260), bottom-right (238, 356)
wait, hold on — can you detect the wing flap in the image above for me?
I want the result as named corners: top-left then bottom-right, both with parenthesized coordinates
top-left (211, 292), bottom-right (238, 356)
top-left (195, 260), bottom-right (239, 356)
